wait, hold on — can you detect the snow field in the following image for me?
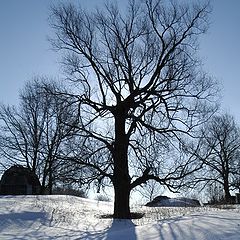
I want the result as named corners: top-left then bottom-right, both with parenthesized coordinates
top-left (0, 195), bottom-right (240, 239)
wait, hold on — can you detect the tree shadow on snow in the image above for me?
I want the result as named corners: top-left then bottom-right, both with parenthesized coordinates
top-left (105, 219), bottom-right (137, 240)
top-left (152, 213), bottom-right (240, 240)
top-left (69, 219), bottom-right (137, 240)
top-left (42, 218), bottom-right (138, 240)
top-left (0, 211), bottom-right (48, 231)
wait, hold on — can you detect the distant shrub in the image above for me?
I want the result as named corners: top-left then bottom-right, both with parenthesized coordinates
top-left (52, 187), bottom-right (87, 198)
top-left (208, 195), bottom-right (236, 205)
top-left (95, 194), bottom-right (111, 202)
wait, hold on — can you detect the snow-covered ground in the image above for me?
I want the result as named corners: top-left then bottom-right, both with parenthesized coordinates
top-left (0, 195), bottom-right (240, 239)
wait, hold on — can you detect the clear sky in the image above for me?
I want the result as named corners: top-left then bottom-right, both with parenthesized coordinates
top-left (0, 0), bottom-right (240, 120)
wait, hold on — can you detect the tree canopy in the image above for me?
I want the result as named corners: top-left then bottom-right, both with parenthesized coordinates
top-left (48, 0), bottom-right (218, 218)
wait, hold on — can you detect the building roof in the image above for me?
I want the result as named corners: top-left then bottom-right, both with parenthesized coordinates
top-left (0, 165), bottom-right (40, 187)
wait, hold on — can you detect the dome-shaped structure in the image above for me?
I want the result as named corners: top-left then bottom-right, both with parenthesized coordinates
top-left (0, 165), bottom-right (41, 195)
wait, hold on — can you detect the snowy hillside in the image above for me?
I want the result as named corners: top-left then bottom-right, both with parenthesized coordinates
top-left (0, 195), bottom-right (240, 239)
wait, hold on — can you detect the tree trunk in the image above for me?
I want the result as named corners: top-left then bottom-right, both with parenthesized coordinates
top-left (40, 176), bottom-right (47, 194)
top-left (113, 178), bottom-right (131, 219)
top-left (113, 110), bottom-right (131, 219)
top-left (48, 157), bottom-right (54, 195)
top-left (223, 167), bottom-right (232, 203)
top-left (48, 167), bottom-right (53, 195)
top-left (40, 161), bottom-right (49, 194)
top-left (223, 180), bottom-right (231, 203)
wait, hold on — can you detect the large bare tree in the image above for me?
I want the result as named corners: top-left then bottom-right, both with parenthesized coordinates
top-left (50, 0), bottom-right (217, 218)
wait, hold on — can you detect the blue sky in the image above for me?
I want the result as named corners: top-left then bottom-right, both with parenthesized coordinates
top-left (0, 0), bottom-right (240, 120)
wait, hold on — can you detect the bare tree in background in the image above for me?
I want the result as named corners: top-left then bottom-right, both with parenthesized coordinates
top-left (0, 81), bottom-right (47, 172)
top-left (199, 113), bottom-right (240, 203)
top-left (0, 78), bottom-right (78, 193)
top-left (232, 159), bottom-right (240, 193)
top-left (50, 0), bottom-right (217, 218)
top-left (136, 179), bottom-right (165, 203)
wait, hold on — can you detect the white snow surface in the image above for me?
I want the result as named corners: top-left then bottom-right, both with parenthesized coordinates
top-left (0, 195), bottom-right (240, 239)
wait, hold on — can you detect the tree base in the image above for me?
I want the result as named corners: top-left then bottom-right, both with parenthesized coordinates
top-left (100, 212), bottom-right (145, 219)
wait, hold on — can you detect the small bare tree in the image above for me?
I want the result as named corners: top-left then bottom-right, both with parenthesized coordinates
top-left (50, 0), bottom-right (217, 218)
top-left (0, 81), bottom-right (47, 172)
top-left (136, 179), bottom-right (165, 203)
top-left (199, 113), bottom-right (240, 203)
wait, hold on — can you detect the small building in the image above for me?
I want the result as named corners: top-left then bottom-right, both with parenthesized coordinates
top-left (0, 165), bottom-right (41, 195)
top-left (145, 195), bottom-right (201, 207)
